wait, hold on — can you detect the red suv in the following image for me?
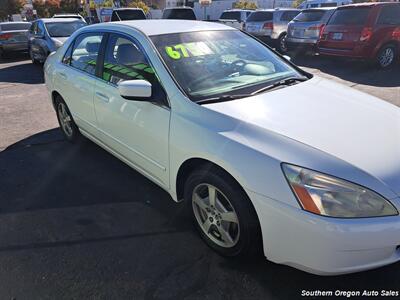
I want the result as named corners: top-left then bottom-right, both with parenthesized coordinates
top-left (318, 2), bottom-right (400, 68)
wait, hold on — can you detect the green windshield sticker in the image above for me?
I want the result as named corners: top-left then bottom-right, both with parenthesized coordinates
top-left (165, 42), bottom-right (213, 60)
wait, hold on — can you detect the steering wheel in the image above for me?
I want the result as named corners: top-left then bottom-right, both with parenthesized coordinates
top-left (231, 59), bottom-right (247, 73)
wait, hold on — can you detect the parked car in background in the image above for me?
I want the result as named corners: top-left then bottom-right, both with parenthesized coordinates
top-left (245, 8), bottom-right (300, 53)
top-left (318, 2), bottom-right (400, 68)
top-left (298, 0), bottom-right (352, 9)
top-left (218, 9), bottom-right (253, 30)
top-left (111, 8), bottom-right (147, 21)
top-left (286, 8), bottom-right (335, 53)
top-left (29, 18), bottom-right (86, 64)
top-left (53, 13), bottom-right (86, 23)
top-left (0, 21), bottom-right (31, 57)
top-left (162, 7), bottom-right (196, 20)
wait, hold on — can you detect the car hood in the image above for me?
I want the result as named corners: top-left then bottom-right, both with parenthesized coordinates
top-left (51, 37), bottom-right (68, 48)
top-left (204, 76), bottom-right (400, 197)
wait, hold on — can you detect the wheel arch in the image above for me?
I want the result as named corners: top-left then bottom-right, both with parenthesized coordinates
top-left (51, 90), bottom-right (62, 110)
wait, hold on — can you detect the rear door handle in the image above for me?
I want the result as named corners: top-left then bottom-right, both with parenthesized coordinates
top-left (96, 92), bottom-right (110, 103)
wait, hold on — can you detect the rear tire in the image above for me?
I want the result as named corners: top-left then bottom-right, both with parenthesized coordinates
top-left (376, 44), bottom-right (397, 69)
top-left (277, 33), bottom-right (288, 54)
top-left (184, 167), bottom-right (262, 258)
top-left (54, 96), bottom-right (80, 143)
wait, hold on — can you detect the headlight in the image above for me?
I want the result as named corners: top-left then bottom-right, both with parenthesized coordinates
top-left (282, 164), bottom-right (398, 218)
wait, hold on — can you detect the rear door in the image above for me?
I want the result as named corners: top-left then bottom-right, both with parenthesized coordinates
top-left (54, 32), bottom-right (105, 135)
top-left (373, 4), bottom-right (400, 50)
top-left (321, 6), bottom-right (372, 49)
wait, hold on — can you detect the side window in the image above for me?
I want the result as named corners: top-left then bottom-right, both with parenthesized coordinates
top-left (70, 33), bottom-right (103, 76)
top-left (102, 34), bottom-right (156, 85)
top-left (111, 11), bottom-right (119, 21)
top-left (62, 43), bottom-right (74, 65)
top-left (280, 11), bottom-right (299, 21)
top-left (377, 5), bottom-right (400, 25)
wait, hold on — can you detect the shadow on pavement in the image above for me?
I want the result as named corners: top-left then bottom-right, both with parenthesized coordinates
top-left (291, 53), bottom-right (400, 88)
top-left (1, 128), bottom-right (400, 299)
top-left (0, 60), bottom-right (43, 84)
top-left (0, 51), bottom-right (30, 64)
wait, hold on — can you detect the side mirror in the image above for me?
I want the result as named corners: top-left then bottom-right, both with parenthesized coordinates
top-left (283, 55), bottom-right (291, 62)
top-left (118, 80), bottom-right (152, 101)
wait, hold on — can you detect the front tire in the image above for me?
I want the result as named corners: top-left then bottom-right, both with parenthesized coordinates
top-left (184, 167), bottom-right (262, 258)
top-left (277, 33), bottom-right (288, 54)
top-left (55, 96), bottom-right (80, 142)
top-left (29, 48), bottom-right (39, 64)
top-left (376, 44), bottom-right (397, 69)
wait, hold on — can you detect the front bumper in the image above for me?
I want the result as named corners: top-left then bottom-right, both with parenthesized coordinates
top-left (248, 190), bottom-right (400, 275)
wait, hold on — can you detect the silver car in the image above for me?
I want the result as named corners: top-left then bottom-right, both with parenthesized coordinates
top-left (0, 22), bottom-right (31, 58)
top-left (28, 18), bottom-right (86, 64)
top-left (245, 8), bottom-right (300, 53)
top-left (286, 8), bottom-right (335, 52)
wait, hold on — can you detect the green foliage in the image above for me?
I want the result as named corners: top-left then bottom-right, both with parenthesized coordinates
top-left (233, 1), bottom-right (257, 10)
top-left (60, 0), bottom-right (80, 13)
top-left (33, 0), bottom-right (61, 17)
top-left (292, 0), bottom-right (304, 8)
top-left (0, 0), bottom-right (25, 20)
top-left (127, 0), bottom-right (149, 14)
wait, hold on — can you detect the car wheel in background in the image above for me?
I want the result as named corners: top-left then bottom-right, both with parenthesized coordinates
top-left (376, 44), bottom-right (397, 69)
top-left (29, 48), bottom-right (39, 64)
top-left (55, 96), bottom-right (80, 142)
top-left (277, 33), bottom-right (288, 54)
top-left (184, 167), bottom-right (262, 258)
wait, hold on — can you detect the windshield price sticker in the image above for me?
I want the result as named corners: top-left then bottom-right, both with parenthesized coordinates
top-left (165, 42), bottom-right (213, 59)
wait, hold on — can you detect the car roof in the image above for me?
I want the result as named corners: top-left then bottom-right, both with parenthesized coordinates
top-left (88, 20), bottom-right (233, 36)
top-left (0, 21), bottom-right (31, 25)
top-left (339, 2), bottom-right (395, 8)
top-left (113, 8), bottom-right (144, 10)
top-left (254, 8), bottom-right (300, 11)
top-left (223, 9), bottom-right (253, 12)
top-left (301, 7), bottom-right (336, 11)
top-left (38, 18), bottom-right (85, 23)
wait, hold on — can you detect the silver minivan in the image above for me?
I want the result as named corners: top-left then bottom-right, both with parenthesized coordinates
top-left (286, 8), bottom-right (335, 52)
top-left (245, 8), bottom-right (300, 53)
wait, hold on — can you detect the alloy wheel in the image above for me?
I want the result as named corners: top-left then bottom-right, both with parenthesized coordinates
top-left (379, 47), bottom-right (394, 68)
top-left (192, 183), bottom-right (240, 248)
top-left (57, 102), bottom-right (73, 138)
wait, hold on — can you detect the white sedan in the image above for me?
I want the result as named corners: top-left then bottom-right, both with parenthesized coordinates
top-left (44, 20), bottom-right (400, 275)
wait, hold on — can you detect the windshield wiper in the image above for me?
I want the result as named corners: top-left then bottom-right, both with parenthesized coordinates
top-left (251, 76), bottom-right (309, 96)
top-left (196, 94), bottom-right (253, 105)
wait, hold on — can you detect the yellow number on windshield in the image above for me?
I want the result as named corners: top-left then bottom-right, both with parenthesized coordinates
top-left (165, 44), bottom-right (190, 60)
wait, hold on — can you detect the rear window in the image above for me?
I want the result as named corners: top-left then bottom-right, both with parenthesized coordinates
top-left (280, 11), bottom-right (299, 21)
top-left (111, 10), bottom-right (146, 21)
top-left (293, 10), bottom-right (326, 22)
top-left (246, 11), bottom-right (273, 22)
top-left (220, 11), bottom-right (241, 22)
top-left (328, 7), bottom-right (371, 25)
top-left (162, 8), bottom-right (196, 20)
top-left (0, 23), bottom-right (31, 31)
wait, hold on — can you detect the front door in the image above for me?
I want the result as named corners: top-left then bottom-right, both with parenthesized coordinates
top-left (93, 33), bottom-right (170, 188)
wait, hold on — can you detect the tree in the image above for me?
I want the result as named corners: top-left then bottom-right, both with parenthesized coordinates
top-left (0, 0), bottom-right (25, 21)
top-left (127, 0), bottom-right (149, 14)
top-left (33, 0), bottom-right (61, 17)
top-left (292, 0), bottom-right (304, 8)
top-left (233, 1), bottom-right (257, 10)
top-left (60, 0), bottom-right (80, 13)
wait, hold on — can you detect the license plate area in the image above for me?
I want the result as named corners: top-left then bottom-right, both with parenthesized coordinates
top-left (331, 32), bottom-right (343, 40)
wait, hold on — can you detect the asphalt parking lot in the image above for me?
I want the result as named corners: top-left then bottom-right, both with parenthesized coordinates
top-left (0, 52), bottom-right (400, 300)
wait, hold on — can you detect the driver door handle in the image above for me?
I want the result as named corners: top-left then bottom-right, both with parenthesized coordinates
top-left (96, 92), bottom-right (110, 103)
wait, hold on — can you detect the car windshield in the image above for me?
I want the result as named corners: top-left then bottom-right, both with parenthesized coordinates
top-left (246, 11), bottom-right (273, 22)
top-left (293, 10), bottom-right (326, 22)
top-left (162, 9), bottom-right (196, 20)
top-left (329, 7), bottom-right (371, 25)
top-left (0, 23), bottom-right (31, 31)
top-left (151, 30), bottom-right (302, 102)
top-left (112, 10), bottom-right (146, 20)
top-left (220, 12), bottom-right (241, 21)
top-left (45, 21), bottom-right (86, 37)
